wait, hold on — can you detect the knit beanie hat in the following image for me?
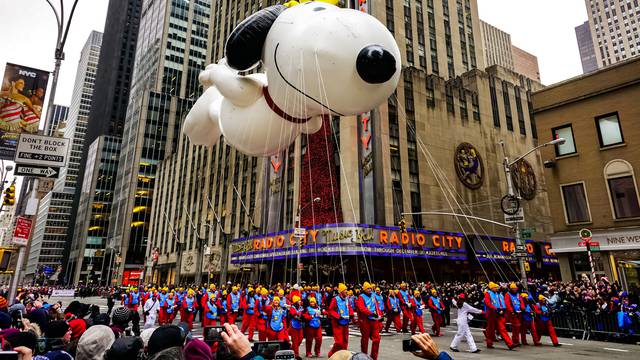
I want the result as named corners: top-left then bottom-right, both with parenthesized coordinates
top-left (111, 307), bottom-right (130, 324)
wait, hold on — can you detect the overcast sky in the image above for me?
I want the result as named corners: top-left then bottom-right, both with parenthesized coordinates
top-left (0, 0), bottom-right (588, 108)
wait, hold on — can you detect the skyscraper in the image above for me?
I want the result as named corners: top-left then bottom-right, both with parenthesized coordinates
top-left (575, 21), bottom-right (598, 74)
top-left (480, 20), bottom-right (541, 81)
top-left (146, 0), bottom-right (555, 285)
top-left (65, 0), bottom-right (142, 285)
top-left (48, 104), bottom-right (69, 136)
top-left (25, 31), bottom-right (102, 282)
top-left (583, 0), bottom-right (640, 68)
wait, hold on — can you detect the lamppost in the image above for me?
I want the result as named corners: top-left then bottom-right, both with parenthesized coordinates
top-left (296, 197), bottom-right (321, 285)
top-left (501, 137), bottom-right (566, 286)
top-left (43, 0), bottom-right (80, 135)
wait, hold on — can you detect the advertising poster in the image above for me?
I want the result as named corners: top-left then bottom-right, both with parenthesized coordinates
top-left (0, 63), bottom-right (50, 159)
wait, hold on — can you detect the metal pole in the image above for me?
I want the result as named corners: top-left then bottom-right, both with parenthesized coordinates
top-left (586, 243), bottom-right (596, 284)
top-left (503, 155), bottom-right (528, 286)
top-left (196, 237), bottom-right (203, 286)
top-left (219, 233), bottom-right (229, 286)
top-left (8, 247), bottom-right (26, 303)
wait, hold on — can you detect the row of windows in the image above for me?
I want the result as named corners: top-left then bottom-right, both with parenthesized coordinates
top-left (552, 112), bottom-right (624, 157)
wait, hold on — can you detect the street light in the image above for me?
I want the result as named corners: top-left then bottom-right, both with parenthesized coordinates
top-left (501, 138), bottom-right (565, 286)
top-left (296, 197), bottom-right (321, 285)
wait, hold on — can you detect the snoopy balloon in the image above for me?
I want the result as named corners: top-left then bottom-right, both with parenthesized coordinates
top-left (183, 1), bottom-right (401, 157)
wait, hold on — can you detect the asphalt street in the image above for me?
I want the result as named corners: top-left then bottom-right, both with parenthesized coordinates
top-left (53, 296), bottom-right (638, 359)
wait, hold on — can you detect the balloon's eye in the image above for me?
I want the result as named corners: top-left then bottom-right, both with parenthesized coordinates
top-left (356, 45), bottom-right (397, 84)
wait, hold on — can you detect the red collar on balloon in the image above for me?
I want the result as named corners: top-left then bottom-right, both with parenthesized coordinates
top-left (263, 86), bottom-right (312, 124)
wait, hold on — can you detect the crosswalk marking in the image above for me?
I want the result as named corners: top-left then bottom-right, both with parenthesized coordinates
top-left (603, 348), bottom-right (629, 352)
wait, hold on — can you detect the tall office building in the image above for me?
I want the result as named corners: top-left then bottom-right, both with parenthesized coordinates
top-left (65, 0), bottom-right (142, 285)
top-left (583, 0), bottom-right (640, 68)
top-left (25, 31), bottom-right (102, 282)
top-left (146, 0), bottom-right (556, 285)
top-left (108, 0), bottom-right (223, 285)
top-left (575, 21), bottom-right (599, 73)
top-left (480, 20), bottom-right (541, 81)
top-left (48, 104), bottom-right (69, 136)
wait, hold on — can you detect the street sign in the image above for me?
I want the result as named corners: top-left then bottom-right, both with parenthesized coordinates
top-left (515, 244), bottom-right (526, 252)
top-left (504, 208), bottom-right (525, 224)
top-left (501, 194), bottom-right (520, 215)
top-left (514, 251), bottom-right (529, 258)
top-left (294, 227), bottom-right (306, 237)
top-left (14, 133), bottom-right (69, 167)
top-left (14, 164), bottom-right (59, 178)
top-left (12, 217), bottom-right (33, 246)
top-left (519, 229), bottom-right (533, 238)
top-left (590, 245), bottom-right (600, 252)
top-left (578, 241), bottom-right (587, 247)
top-left (579, 228), bottom-right (592, 241)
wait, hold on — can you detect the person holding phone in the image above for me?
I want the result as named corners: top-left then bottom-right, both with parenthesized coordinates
top-left (303, 297), bottom-right (323, 358)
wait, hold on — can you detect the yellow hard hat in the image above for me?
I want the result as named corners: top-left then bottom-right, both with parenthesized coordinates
top-left (232, 286), bottom-right (238, 291)
top-left (188, 289), bottom-right (195, 296)
top-left (488, 282), bottom-right (499, 290)
top-left (292, 295), bottom-right (301, 303)
top-left (338, 283), bottom-right (347, 292)
top-left (521, 293), bottom-right (529, 298)
top-left (222, 290), bottom-right (228, 296)
top-left (273, 296), bottom-right (281, 303)
top-left (309, 297), bottom-right (317, 304)
top-left (209, 293), bottom-right (216, 300)
top-left (209, 284), bottom-right (215, 289)
top-left (509, 282), bottom-right (518, 290)
top-left (538, 295), bottom-right (545, 301)
top-left (415, 290), bottom-right (421, 296)
top-left (376, 287), bottom-right (381, 292)
top-left (248, 287), bottom-right (254, 292)
top-left (362, 282), bottom-right (372, 291)
top-left (278, 289), bottom-right (285, 295)
top-left (431, 289), bottom-right (437, 294)
top-left (347, 290), bottom-right (354, 296)
top-left (261, 289), bottom-right (269, 296)
top-left (389, 289), bottom-right (394, 295)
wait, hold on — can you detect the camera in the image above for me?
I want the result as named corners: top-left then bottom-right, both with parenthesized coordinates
top-left (252, 341), bottom-right (291, 359)
top-left (203, 326), bottom-right (227, 346)
top-left (402, 338), bottom-right (419, 352)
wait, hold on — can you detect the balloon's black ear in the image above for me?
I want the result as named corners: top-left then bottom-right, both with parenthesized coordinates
top-left (225, 5), bottom-right (286, 71)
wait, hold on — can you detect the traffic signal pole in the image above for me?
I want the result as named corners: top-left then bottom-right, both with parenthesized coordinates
top-left (8, 179), bottom-right (38, 304)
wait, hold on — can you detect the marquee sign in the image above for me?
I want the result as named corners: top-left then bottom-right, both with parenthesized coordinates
top-left (230, 223), bottom-right (468, 264)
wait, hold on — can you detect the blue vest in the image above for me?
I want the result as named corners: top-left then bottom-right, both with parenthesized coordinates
top-left (131, 292), bottom-right (139, 305)
top-left (206, 300), bottom-right (218, 319)
top-left (123, 294), bottom-right (130, 305)
top-left (259, 297), bottom-right (271, 319)
top-left (489, 291), bottom-right (506, 310)
top-left (307, 306), bottom-right (322, 328)
top-left (430, 296), bottom-right (441, 314)
top-left (270, 308), bottom-right (286, 331)
top-left (336, 296), bottom-right (350, 326)
top-left (220, 299), bottom-right (227, 314)
top-left (413, 296), bottom-right (423, 316)
top-left (399, 290), bottom-right (410, 304)
top-left (539, 304), bottom-right (550, 321)
top-left (360, 293), bottom-right (379, 320)
top-left (185, 297), bottom-right (195, 311)
top-left (509, 293), bottom-right (522, 312)
top-left (375, 294), bottom-right (385, 311)
top-left (166, 298), bottom-right (175, 314)
top-left (159, 293), bottom-right (167, 307)
top-left (388, 296), bottom-right (400, 312)
top-left (290, 306), bottom-right (304, 330)
top-left (246, 296), bottom-right (256, 314)
top-left (230, 293), bottom-right (240, 310)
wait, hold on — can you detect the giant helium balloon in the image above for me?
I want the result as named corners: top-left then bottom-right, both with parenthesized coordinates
top-left (183, 1), bottom-right (401, 157)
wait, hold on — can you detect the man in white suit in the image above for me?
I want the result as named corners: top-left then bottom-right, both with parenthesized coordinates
top-left (450, 293), bottom-right (483, 353)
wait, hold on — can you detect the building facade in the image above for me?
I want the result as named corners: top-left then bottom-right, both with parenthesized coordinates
top-left (575, 20), bottom-right (599, 74)
top-left (583, 0), bottom-right (640, 69)
top-left (25, 31), bottom-right (102, 282)
top-left (479, 20), bottom-right (541, 81)
top-left (146, 0), bottom-right (556, 286)
top-left (532, 57), bottom-right (640, 290)
top-left (65, 0), bottom-right (142, 285)
top-left (48, 104), bottom-right (69, 136)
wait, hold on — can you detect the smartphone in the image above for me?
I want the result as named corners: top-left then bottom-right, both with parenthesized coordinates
top-left (203, 326), bottom-right (226, 346)
top-left (252, 341), bottom-right (291, 359)
top-left (0, 351), bottom-right (19, 360)
top-left (275, 350), bottom-right (295, 360)
top-left (402, 338), bottom-right (419, 352)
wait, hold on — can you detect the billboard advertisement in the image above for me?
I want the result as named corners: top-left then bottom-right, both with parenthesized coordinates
top-left (0, 63), bottom-right (50, 159)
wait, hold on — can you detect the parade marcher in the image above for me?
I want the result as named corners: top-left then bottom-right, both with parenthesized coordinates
top-left (219, 290), bottom-right (229, 325)
top-left (483, 282), bottom-right (515, 349)
top-left (449, 293), bottom-right (483, 353)
top-left (227, 286), bottom-right (241, 324)
top-left (142, 291), bottom-right (160, 329)
top-left (181, 289), bottom-right (197, 330)
top-left (163, 291), bottom-right (178, 324)
top-left (411, 290), bottom-right (426, 335)
top-left (327, 283), bottom-right (353, 358)
top-left (266, 296), bottom-right (289, 342)
top-left (427, 289), bottom-right (444, 336)
top-left (520, 293), bottom-right (540, 346)
top-left (288, 295), bottom-right (305, 358)
top-left (535, 295), bottom-right (560, 347)
top-left (505, 283), bottom-right (524, 346)
top-left (384, 289), bottom-right (402, 333)
top-left (257, 288), bottom-right (271, 341)
top-left (240, 287), bottom-right (258, 341)
top-left (157, 288), bottom-right (168, 325)
top-left (203, 293), bottom-right (219, 327)
top-left (398, 283), bottom-right (414, 333)
top-left (356, 282), bottom-right (383, 360)
top-left (303, 296), bottom-right (323, 358)
top-left (129, 287), bottom-right (140, 312)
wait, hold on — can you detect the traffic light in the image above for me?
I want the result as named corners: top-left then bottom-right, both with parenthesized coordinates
top-left (2, 184), bottom-right (15, 206)
top-left (398, 217), bottom-right (407, 233)
top-left (0, 249), bottom-right (12, 272)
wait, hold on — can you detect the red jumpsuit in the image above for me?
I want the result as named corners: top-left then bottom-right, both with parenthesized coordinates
top-left (521, 301), bottom-right (540, 345)
top-left (257, 296), bottom-right (271, 341)
top-left (327, 295), bottom-right (353, 358)
top-left (240, 294), bottom-right (258, 341)
top-left (227, 292), bottom-right (242, 324)
top-left (411, 296), bottom-right (426, 334)
top-left (427, 295), bottom-right (444, 336)
top-left (202, 297), bottom-right (219, 327)
top-left (288, 305), bottom-right (305, 357)
top-left (163, 296), bottom-right (178, 324)
top-left (181, 296), bottom-right (197, 330)
top-left (535, 303), bottom-right (559, 345)
top-left (384, 295), bottom-right (402, 332)
top-left (505, 292), bottom-right (524, 346)
top-left (265, 306), bottom-right (290, 342)
top-left (398, 290), bottom-right (414, 332)
top-left (356, 292), bottom-right (383, 360)
top-left (483, 290), bottom-right (514, 348)
top-left (303, 305), bottom-right (323, 357)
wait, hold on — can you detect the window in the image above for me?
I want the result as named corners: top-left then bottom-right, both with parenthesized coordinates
top-left (561, 183), bottom-right (591, 224)
top-left (552, 125), bottom-right (577, 156)
top-left (596, 112), bottom-right (624, 147)
top-left (605, 160), bottom-right (640, 219)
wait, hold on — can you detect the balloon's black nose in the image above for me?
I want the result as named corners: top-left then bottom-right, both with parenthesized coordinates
top-left (356, 45), bottom-right (397, 84)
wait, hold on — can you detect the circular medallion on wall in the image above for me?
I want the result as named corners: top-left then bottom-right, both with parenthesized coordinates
top-left (510, 159), bottom-right (537, 200)
top-left (454, 142), bottom-right (484, 190)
